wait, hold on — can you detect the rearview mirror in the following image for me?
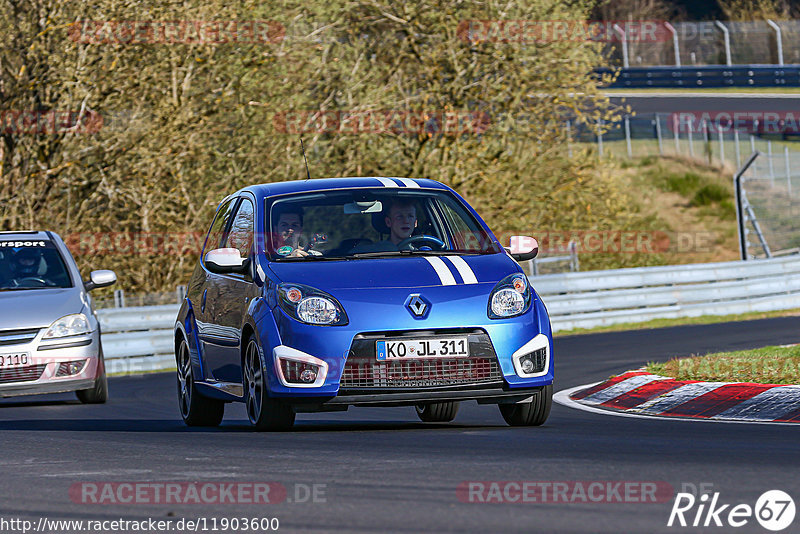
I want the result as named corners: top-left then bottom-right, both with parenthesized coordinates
top-left (506, 236), bottom-right (538, 262)
top-left (84, 270), bottom-right (117, 291)
top-left (344, 200), bottom-right (383, 214)
top-left (205, 248), bottom-right (250, 274)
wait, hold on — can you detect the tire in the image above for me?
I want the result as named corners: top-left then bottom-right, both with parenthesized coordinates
top-left (243, 338), bottom-right (295, 431)
top-left (176, 338), bottom-right (224, 427)
top-left (415, 401), bottom-right (459, 422)
top-left (76, 351), bottom-right (108, 404)
top-left (499, 385), bottom-right (553, 426)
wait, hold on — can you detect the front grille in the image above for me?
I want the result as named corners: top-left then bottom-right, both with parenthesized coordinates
top-left (341, 329), bottom-right (504, 391)
top-left (0, 364), bottom-right (47, 384)
top-left (0, 329), bottom-right (39, 346)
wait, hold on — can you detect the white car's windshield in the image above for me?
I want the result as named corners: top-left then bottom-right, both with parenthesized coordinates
top-left (266, 189), bottom-right (502, 260)
top-left (0, 240), bottom-right (72, 289)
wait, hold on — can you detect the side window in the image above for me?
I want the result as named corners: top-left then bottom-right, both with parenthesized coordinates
top-left (436, 197), bottom-right (487, 251)
top-left (223, 198), bottom-right (255, 258)
top-left (203, 198), bottom-right (236, 255)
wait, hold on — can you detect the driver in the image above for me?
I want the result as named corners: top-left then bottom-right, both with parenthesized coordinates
top-left (12, 247), bottom-right (44, 278)
top-left (384, 199), bottom-right (417, 246)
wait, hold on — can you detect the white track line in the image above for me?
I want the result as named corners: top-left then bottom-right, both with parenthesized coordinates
top-left (554, 384), bottom-right (795, 426)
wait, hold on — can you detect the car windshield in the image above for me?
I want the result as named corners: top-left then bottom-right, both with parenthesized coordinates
top-left (0, 240), bottom-right (73, 289)
top-left (266, 188), bottom-right (502, 261)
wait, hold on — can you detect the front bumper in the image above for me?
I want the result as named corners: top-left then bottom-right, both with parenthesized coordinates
top-left (0, 329), bottom-right (101, 398)
top-left (291, 384), bottom-right (547, 412)
top-left (260, 292), bottom-right (554, 398)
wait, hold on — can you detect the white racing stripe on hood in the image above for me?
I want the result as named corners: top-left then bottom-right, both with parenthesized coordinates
top-left (376, 177), bottom-right (398, 187)
top-left (396, 178), bottom-right (420, 188)
top-left (423, 256), bottom-right (457, 286)
top-left (444, 256), bottom-right (478, 284)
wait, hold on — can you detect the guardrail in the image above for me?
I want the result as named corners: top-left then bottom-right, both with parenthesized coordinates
top-left (98, 255), bottom-right (800, 373)
top-left (535, 255), bottom-right (800, 331)
top-left (596, 65), bottom-right (800, 88)
top-left (98, 305), bottom-right (178, 375)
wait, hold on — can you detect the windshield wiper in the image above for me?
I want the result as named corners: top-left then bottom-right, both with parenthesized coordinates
top-left (349, 250), bottom-right (414, 258)
top-left (274, 254), bottom-right (340, 261)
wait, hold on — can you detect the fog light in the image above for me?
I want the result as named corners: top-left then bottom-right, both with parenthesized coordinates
top-left (300, 369), bottom-right (317, 383)
top-left (517, 347), bottom-right (547, 375)
top-left (279, 358), bottom-right (321, 385)
top-left (521, 358), bottom-right (535, 374)
top-left (56, 360), bottom-right (86, 377)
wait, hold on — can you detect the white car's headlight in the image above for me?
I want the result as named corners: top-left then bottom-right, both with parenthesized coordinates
top-left (43, 313), bottom-right (92, 339)
top-left (277, 284), bottom-right (348, 326)
top-left (488, 274), bottom-right (532, 319)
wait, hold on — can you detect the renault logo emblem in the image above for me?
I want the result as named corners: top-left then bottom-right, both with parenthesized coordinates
top-left (405, 294), bottom-right (429, 318)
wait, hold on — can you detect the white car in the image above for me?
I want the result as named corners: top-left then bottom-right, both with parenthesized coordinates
top-left (0, 231), bottom-right (116, 402)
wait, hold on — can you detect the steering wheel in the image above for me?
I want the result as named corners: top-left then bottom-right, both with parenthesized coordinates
top-left (396, 235), bottom-right (446, 251)
top-left (16, 277), bottom-right (52, 288)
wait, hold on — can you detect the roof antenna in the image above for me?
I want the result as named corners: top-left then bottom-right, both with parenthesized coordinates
top-left (300, 137), bottom-right (311, 181)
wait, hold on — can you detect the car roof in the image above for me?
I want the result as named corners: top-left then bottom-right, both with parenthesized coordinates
top-left (236, 177), bottom-right (451, 200)
top-left (0, 231), bottom-right (53, 241)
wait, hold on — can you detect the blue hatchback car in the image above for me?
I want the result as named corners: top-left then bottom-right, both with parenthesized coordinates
top-left (175, 178), bottom-right (553, 430)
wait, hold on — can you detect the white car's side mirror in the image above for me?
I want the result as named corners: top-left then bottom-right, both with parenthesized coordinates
top-left (506, 236), bottom-right (538, 262)
top-left (84, 270), bottom-right (117, 291)
top-left (205, 248), bottom-right (249, 274)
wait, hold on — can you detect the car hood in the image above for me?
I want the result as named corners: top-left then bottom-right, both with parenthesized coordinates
top-left (267, 253), bottom-right (519, 291)
top-left (0, 288), bottom-right (86, 330)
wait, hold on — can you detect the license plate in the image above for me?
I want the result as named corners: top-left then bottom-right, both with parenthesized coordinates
top-left (376, 337), bottom-right (469, 361)
top-left (0, 352), bottom-right (30, 368)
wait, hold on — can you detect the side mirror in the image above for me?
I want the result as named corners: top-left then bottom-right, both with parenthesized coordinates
top-left (84, 269), bottom-right (117, 291)
top-left (506, 235), bottom-right (538, 262)
top-left (205, 248), bottom-right (250, 274)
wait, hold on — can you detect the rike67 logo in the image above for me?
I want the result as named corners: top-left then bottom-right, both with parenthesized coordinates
top-left (668, 489), bottom-right (795, 531)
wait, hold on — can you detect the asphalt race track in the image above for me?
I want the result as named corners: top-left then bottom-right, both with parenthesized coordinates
top-left (2, 317), bottom-right (800, 533)
top-left (607, 93), bottom-right (800, 115)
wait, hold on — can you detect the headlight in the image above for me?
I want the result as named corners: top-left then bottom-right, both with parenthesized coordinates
top-left (488, 274), bottom-right (532, 319)
top-left (277, 283), bottom-right (348, 326)
top-left (297, 297), bottom-right (339, 325)
top-left (43, 313), bottom-right (92, 339)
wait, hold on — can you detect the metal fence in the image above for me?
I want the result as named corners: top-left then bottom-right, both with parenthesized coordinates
top-left (98, 255), bottom-right (800, 373)
top-left (735, 151), bottom-right (800, 259)
top-left (572, 113), bottom-right (800, 171)
top-left (604, 20), bottom-right (800, 68)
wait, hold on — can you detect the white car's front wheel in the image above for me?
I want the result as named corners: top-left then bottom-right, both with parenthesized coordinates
top-left (76, 349), bottom-right (108, 404)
